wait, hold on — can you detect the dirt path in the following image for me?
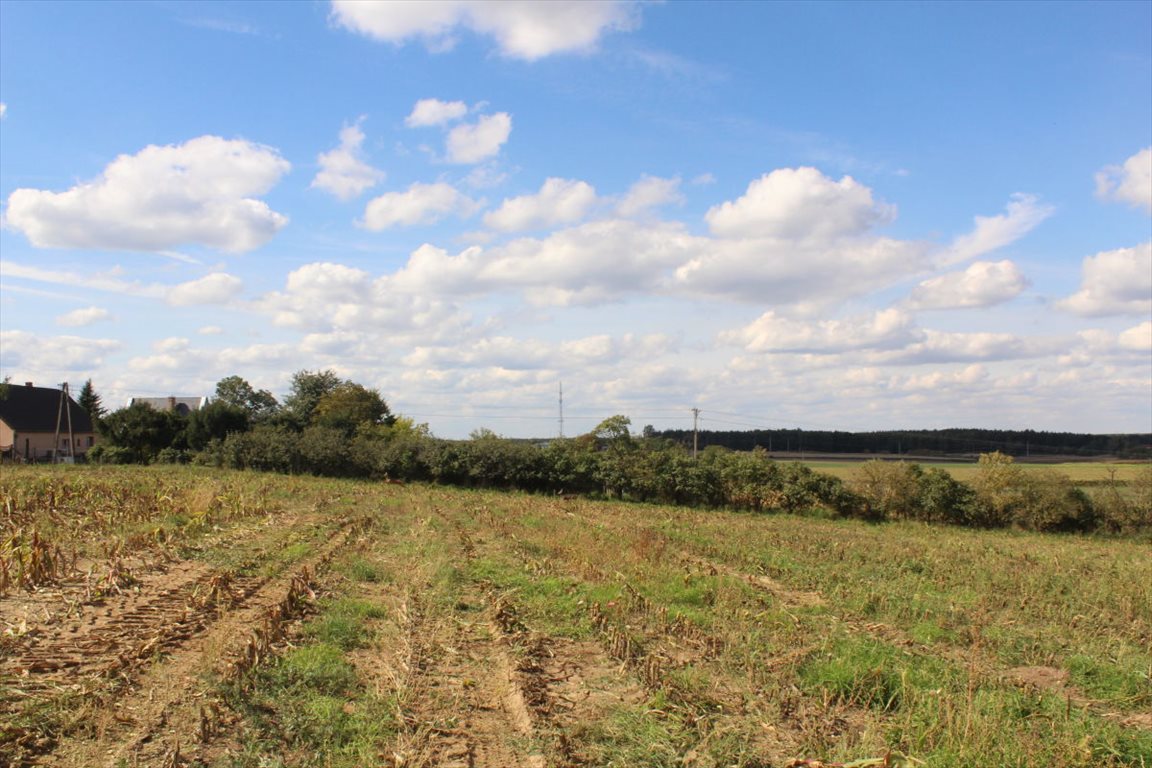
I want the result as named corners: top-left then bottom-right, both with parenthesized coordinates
top-left (428, 589), bottom-right (543, 768)
top-left (393, 504), bottom-right (544, 767)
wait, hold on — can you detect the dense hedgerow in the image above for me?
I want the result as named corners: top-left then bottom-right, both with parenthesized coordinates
top-left (82, 371), bottom-right (1151, 536)
top-left (188, 426), bottom-right (1152, 535)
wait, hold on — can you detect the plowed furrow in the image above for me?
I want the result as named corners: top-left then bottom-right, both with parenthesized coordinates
top-left (1, 517), bottom-right (356, 768)
top-left (0, 510), bottom-right (306, 662)
top-left (1, 571), bottom-right (270, 682)
top-left (34, 524), bottom-right (355, 768)
top-left (419, 608), bottom-right (541, 768)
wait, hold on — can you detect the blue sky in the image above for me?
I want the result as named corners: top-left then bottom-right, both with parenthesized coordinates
top-left (1, 0), bottom-right (1149, 438)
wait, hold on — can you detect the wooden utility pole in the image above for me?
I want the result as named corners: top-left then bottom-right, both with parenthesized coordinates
top-left (51, 383), bottom-right (77, 463)
top-left (53, 384), bottom-right (66, 462)
top-left (692, 407), bottom-right (700, 460)
top-left (65, 383), bottom-right (75, 461)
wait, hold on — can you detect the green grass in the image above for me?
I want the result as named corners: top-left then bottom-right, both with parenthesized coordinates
top-left (303, 598), bottom-right (387, 650)
top-left (468, 552), bottom-right (618, 638)
top-left (1067, 652), bottom-right (1152, 707)
top-left (218, 604), bottom-right (397, 767)
top-left (337, 555), bottom-right (385, 583)
top-left (567, 696), bottom-right (690, 768)
top-left (799, 634), bottom-right (955, 712)
top-left (809, 459), bottom-right (1148, 485)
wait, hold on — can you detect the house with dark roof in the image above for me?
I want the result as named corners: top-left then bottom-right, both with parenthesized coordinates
top-left (0, 382), bottom-right (97, 462)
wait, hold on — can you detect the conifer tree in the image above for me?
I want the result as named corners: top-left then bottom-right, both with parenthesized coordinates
top-left (77, 378), bottom-right (106, 422)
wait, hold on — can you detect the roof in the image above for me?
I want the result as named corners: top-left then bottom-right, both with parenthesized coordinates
top-left (127, 396), bottom-right (208, 416)
top-left (0, 384), bottom-right (95, 434)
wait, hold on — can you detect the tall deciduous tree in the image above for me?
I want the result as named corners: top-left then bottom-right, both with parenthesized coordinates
top-left (185, 400), bottom-right (250, 450)
top-left (592, 415), bottom-right (633, 445)
top-left (214, 375), bottom-right (279, 421)
top-left (312, 383), bottom-right (395, 436)
top-left (98, 402), bottom-right (185, 462)
top-left (283, 369), bottom-right (345, 428)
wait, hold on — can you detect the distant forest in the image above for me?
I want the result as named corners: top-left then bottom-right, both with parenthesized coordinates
top-left (651, 427), bottom-right (1152, 460)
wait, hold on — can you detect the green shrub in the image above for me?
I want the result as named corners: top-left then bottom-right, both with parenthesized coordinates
top-left (1093, 465), bottom-right (1152, 534)
top-left (86, 444), bottom-right (139, 464)
top-left (917, 466), bottom-right (981, 525)
top-left (1013, 470), bottom-right (1097, 532)
top-left (154, 447), bottom-right (191, 465)
top-left (851, 460), bottom-right (923, 520)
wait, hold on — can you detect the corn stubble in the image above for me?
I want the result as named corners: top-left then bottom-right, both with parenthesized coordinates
top-left (1, 466), bottom-right (1149, 767)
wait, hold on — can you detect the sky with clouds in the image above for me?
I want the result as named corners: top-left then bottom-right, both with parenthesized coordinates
top-left (1, 1), bottom-right (1149, 438)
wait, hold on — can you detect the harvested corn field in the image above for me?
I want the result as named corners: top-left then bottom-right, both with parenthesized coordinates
top-left (2, 466), bottom-right (1150, 767)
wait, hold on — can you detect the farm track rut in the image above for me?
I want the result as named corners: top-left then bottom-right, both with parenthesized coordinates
top-left (419, 500), bottom-right (663, 767)
top-left (0, 509), bottom-right (305, 654)
top-left (418, 588), bottom-right (542, 768)
top-left (389, 504), bottom-right (541, 768)
top-left (0, 511), bottom-right (358, 767)
top-left (447, 501), bottom-right (792, 765)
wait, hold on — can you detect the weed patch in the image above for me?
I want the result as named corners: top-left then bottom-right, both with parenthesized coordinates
top-left (303, 598), bottom-right (386, 650)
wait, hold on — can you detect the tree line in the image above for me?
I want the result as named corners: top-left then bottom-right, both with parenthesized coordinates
top-left (652, 427), bottom-right (1152, 459)
top-left (76, 373), bottom-right (1151, 536)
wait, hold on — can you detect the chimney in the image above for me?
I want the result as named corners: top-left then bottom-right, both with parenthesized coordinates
top-left (25, 382), bottom-right (33, 387)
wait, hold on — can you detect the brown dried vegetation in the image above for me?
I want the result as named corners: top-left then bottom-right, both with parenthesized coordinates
top-left (1, 468), bottom-right (1149, 768)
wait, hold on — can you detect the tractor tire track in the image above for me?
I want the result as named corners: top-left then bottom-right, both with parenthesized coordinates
top-left (1, 515), bottom-right (358, 768)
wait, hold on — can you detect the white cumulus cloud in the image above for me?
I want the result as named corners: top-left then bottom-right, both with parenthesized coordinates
top-left (311, 121), bottom-right (385, 200)
top-left (406, 98), bottom-right (468, 127)
top-left (362, 182), bottom-right (480, 229)
top-left (167, 273), bottom-right (244, 306)
top-left (676, 168), bottom-right (929, 305)
top-left (386, 219), bottom-right (698, 306)
top-left (403, 332), bottom-right (673, 371)
top-left (55, 306), bottom-right (112, 327)
top-left (284, 262), bottom-right (372, 303)
top-left (898, 364), bottom-right (989, 393)
top-left (445, 113), bottom-right (512, 164)
top-left (720, 308), bottom-right (922, 354)
top-left (1118, 320), bottom-right (1152, 352)
top-left (257, 261), bottom-right (468, 341)
top-left (330, 0), bottom-right (639, 60)
top-left (1096, 147), bottom-right (1152, 214)
top-left (877, 330), bottom-right (1041, 365)
top-left (942, 193), bottom-right (1053, 265)
top-left (675, 233), bottom-right (927, 305)
top-left (1057, 242), bottom-right (1152, 317)
top-left (484, 178), bottom-right (598, 231)
top-left (908, 260), bottom-right (1029, 310)
top-left (5, 136), bottom-right (290, 254)
top-left (705, 167), bottom-right (895, 240)
top-left (0, 331), bottom-right (121, 371)
top-left (616, 175), bottom-right (683, 218)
